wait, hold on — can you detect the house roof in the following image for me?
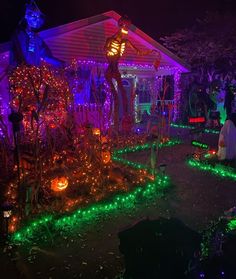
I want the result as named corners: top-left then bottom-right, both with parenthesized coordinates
top-left (0, 10), bottom-right (190, 73)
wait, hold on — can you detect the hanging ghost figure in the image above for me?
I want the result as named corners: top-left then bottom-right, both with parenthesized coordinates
top-left (104, 15), bottom-right (161, 132)
top-left (10, 1), bottom-right (64, 68)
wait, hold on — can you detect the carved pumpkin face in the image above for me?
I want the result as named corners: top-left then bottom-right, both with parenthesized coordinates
top-left (51, 177), bottom-right (68, 192)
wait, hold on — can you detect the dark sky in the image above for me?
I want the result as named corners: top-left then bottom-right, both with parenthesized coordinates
top-left (0, 0), bottom-right (236, 43)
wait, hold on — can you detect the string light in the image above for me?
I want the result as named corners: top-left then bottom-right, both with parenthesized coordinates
top-left (201, 216), bottom-right (236, 260)
top-left (11, 139), bottom-right (181, 244)
top-left (65, 59), bottom-right (181, 72)
top-left (171, 123), bottom-right (220, 134)
top-left (191, 140), bottom-right (209, 149)
top-left (187, 158), bottom-right (236, 181)
top-left (173, 71), bottom-right (182, 121)
top-left (9, 64), bottom-right (71, 140)
top-left (228, 218), bottom-right (236, 231)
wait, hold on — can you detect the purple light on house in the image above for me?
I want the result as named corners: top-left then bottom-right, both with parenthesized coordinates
top-left (173, 70), bottom-right (182, 122)
top-left (75, 59), bottom-right (183, 123)
top-left (76, 59), bottom-right (180, 72)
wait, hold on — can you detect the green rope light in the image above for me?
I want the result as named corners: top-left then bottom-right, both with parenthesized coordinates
top-left (201, 216), bottom-right (236, 259)
top-left (12, 140), bottom-right (180, 244)
top-left (227, 218), bottom-right (236, 231)
top-left (171, 123), bottom-right (220, 134)
top-left (187, 158), bottom-right (236, 181)
top-left (12, 177), bottom-right (169, 244)
top-left (171, 123), bottom-right (192, 129)
top-left (191, 140), bottom-right (209, 149)
top-left (113, 139), bottom-right (181, 156)
top-left (112, 139), bottom-right (181, 175)
top-left (204, 128), bottom-right (220, 135)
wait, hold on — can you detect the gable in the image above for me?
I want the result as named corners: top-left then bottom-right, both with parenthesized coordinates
top-left (43, 17), bottom-right (188, 72)
top-left (0, 10), bottom-right (189, 73)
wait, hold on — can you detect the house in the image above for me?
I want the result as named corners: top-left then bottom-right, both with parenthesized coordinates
top-left (0, 10), bottom-right (189, 132)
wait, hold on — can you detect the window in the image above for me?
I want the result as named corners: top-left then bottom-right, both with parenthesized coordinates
top-left (136, 79), bottom-right (151, 103)
top-left (159, 75), bottom-right (174, 100)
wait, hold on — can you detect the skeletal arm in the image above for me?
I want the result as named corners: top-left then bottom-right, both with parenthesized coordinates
top-left (127, 40), bottom-right (159, 56)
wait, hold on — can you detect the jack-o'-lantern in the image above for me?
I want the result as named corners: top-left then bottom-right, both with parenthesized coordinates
top-left (92, 128), bottom-right (101, 136)
top-left (101, 136), bottom-right (108, 144)
top-left (101, 150), bottom-right (111, 164)
top-left (51, 176), bottom-right (68, 192)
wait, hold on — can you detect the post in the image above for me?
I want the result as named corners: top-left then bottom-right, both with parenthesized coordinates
top-left (173, 71), bottom-right (182, 122)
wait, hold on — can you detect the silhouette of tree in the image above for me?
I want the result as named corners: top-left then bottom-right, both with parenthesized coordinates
top-left (161, 12), bottom-right (236, 82)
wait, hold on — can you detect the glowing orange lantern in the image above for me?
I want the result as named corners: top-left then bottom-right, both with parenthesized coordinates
top-left (101, 136), bottom-right (108, 144)
top-left (49, 123), bottom-right (56, 129)
top-left (101, 150), bottom-right (111, 164)
top-left (92, 128), bottom-right (101, 136)
top-left (51, 176), bottom-right (68, 192)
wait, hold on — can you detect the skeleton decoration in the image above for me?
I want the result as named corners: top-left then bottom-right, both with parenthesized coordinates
top-left (104, 15), bottom-right (161, 132)
top-left (10, 1), bottom-right (63, 67)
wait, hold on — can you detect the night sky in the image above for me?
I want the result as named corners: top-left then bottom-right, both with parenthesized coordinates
top-left (0, 0), bottom-right (236, 43)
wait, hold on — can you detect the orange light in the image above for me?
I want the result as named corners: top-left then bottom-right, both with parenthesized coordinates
top-left (101, 150), bottom-right (111, 164)
top-left (9, 225), bottom-right (16, 233)
top-left (50, 123), bottom-right (56, 129)
top-left (92, 128), bottom-right (101, 136)
top-left (51, 177), bottom-right (68, 192)
top-left (101, 136), bottom-right (108, 144)
top-left (121, 28), bottom-right (128, 34)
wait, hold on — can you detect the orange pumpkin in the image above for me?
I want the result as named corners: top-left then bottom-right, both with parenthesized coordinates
top-left (51, 176), bottom-right (68, 192)
top-left (92, 128), bottom-right (101, 136)
top-left (101, 150), bottom-right (111, 164)
top-left (101, 136), bottom-right (108, 144)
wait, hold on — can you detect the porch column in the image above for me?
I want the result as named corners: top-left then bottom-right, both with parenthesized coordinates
top-left (152, 75), bottom-right (162, 106)
top-left (173, 70), bottom-right (182, 122)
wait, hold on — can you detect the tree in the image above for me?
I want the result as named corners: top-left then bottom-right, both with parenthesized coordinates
top-left (9, 64), bottom-right (71, 208)
top-left (161, 12), bottom-right (236, 82)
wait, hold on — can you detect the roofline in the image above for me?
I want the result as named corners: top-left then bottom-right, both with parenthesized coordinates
top-left (40, 12), bottom-right (113, 39)
top-left (103, 11), bottom-right (190, 71)
top-left (0, 10), bottom-right (190, 72)
top-left (129, 23), bottom-right (191, 72)
top-left (40, 10), bottom-right (190, 72)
